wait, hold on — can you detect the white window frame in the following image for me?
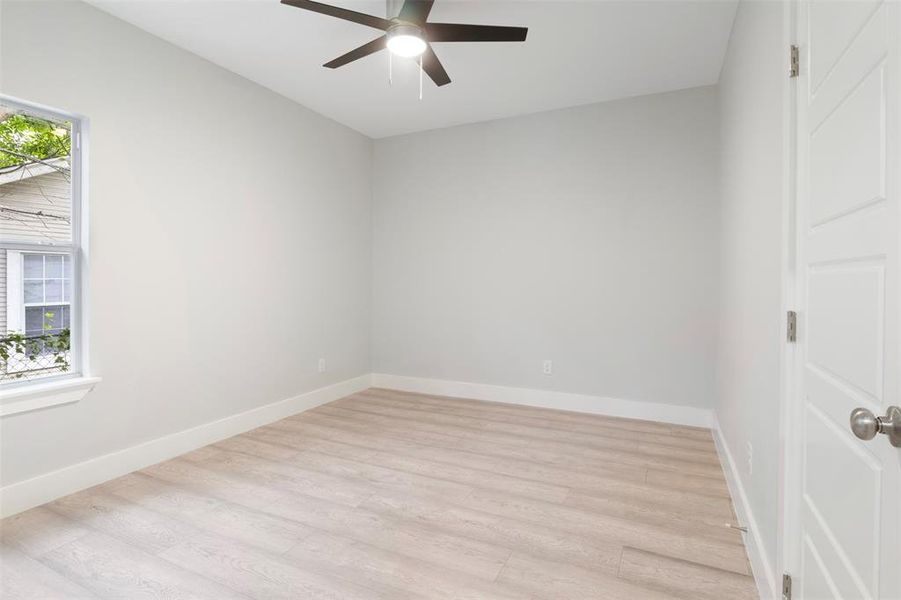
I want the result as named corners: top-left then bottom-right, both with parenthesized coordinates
top-left (8, 251), bottom-right (73, 333)
top-left (0, 94), bottom-right (98, 415)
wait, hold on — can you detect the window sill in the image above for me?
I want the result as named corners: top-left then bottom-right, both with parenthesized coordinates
top-left (0, 376), bottom-right (101, 417)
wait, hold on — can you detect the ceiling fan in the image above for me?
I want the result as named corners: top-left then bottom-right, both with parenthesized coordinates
top-left (281, 0), bottom-right (528, 87)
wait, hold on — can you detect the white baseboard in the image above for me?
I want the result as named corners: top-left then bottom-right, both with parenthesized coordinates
top-left (370, 373), bottom-right (713, 428)
top-left (0, 374), bottom-right (371, 518)
top-left (712, 415), bottom-right (778, 600)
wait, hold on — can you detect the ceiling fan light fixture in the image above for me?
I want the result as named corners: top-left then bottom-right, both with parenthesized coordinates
top-left (387, 24), bottom-right (427, 57)
top-left (282, 0), bottom-right (529, 87)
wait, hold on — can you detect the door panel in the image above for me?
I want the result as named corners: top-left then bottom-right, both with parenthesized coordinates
top-left (802, 535), bottom-right (843, 599)
top-left (809, 0), bottom-right (882, 92)
top-left (805, 405), bottom-right (882, 594)
top-left (796, 2), bottom-right (901, 599)
top-left (809, 65), bottom-right (884, 225)
top-left (807, 264), bottom-right (884, 398)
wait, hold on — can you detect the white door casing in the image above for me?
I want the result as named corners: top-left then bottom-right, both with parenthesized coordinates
top-left (791, 1), bottom-right (901, 599)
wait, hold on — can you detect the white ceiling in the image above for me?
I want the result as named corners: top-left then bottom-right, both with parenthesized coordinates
top-left (90, 0), bottom-right (738, 138)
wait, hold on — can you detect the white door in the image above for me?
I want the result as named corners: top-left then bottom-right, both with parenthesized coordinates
top-left (793, 1), bottom-right (901, 599)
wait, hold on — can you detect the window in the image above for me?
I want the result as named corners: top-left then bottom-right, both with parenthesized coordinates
top-left (1, 96), bottom-right (85, 386)
top-left (24, 253), bottom-right (72, 338)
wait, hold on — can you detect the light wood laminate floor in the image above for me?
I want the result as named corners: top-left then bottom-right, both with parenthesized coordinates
top-left (1, 388), bottom-right (759, 599)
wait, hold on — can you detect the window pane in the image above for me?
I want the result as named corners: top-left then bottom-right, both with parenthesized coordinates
top-left (0, 108), bottom-right (72, 244)
top-left (63, 255), bottom-right (72, 279)
top-left (45, 279), bottom-right (62, 302)
top-left (43, 306), bottom-right (68, 333)
top-left (24, 305), bottom-right (68, 335)
top-left (44, 254), bottom-right (62, 278)
top-left (25, 306), bottom-right (47, 335)
top-left (24, 280), bottom-right (43, 303)
top-left (24, 254), bottom-right (43, 278)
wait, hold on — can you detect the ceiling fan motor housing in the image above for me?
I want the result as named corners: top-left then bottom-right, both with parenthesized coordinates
top-left (386, 23), bottom-right (427, 57)
top-left (281, 0), bottom-right (529, 87)
top-left (388, 23), bottom-right (423, 39)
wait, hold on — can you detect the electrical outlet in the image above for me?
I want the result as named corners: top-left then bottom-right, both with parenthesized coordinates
top-left (318, 358), bottom-right (326, 373)
top-left (746, 441), bottom-right (753, 476)
top-left (543, 360), bottom-right (553, 376)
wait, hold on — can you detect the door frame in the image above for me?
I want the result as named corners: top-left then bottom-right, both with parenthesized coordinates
top-left (779, 0), bottom-right (802, 592)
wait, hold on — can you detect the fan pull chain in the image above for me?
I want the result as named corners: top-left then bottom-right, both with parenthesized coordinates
top-left (419, 54), bottom-right (423, 100)
top-left (388, 51), bottom-right (393, 86)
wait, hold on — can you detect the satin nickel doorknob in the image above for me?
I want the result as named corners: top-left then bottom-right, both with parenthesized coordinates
top-left (849, 406), bottom-right (901, 447)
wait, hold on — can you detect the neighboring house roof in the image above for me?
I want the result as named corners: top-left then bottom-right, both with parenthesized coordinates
top-left (0, 158), bottom-right (69, 187)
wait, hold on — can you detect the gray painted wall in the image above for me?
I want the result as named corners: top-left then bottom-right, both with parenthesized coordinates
top-left (0, 0), bottom-right (373, 486)
top-left (372, 86), bottom-right (721, 410)
top-left (716, 0), bottom-right (787, 584)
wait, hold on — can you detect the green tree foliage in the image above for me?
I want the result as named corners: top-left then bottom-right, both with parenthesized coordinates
top-left (0, 113), bottom-right (71, 170)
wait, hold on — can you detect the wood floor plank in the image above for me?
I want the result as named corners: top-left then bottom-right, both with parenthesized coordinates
top-left (366, 387), bottom-right (714, 440)
top-left (264, 495), bottom-right (514, 581)
top-left (618, 546), bottom-right (759, 600)
top-left (48, 489), bottom-right (201, 556)
top-left (112, 474), bottom-right (315, 554)
top-left (241, 429), bottom-right (570, 503)
top-left (358, 389), bottom-right (718, 452)
top-left (334, 395), bottom-right (641, 453)
top-left (202, 447), bottom-right (475, 503)
top-left (344, 395), bottom-right (724, 468)
top-left (286, 532), bottom-right (523, 600)
top-left (158, 531), bottom-right (392, 600)
top-left (358, 488), bottom-right (623, 573)
top-left (140, 456), bottom-right (299, 511)
top-left (41, 531), bottom-right (248, 600)
top-left (145, 453), bottom-right (497, 581)
top-left (287, 410), bottom-right (470, 449)
top-left (463, 488), bottom-right (751, 575)
top-left (0, 506), bottom-right (91, 557)
top-left (213, 434), bottom-right (300, 461)
top-left (190, 451), bottom-right (514, 581)
top-left (646, 468), bottom-right (731, 498)
top-left (353, 391), bottom-right (720, 456)
top-left (197, 450), bottom-right (378, 508)
top-left (563, 490), bottom-right (743, 544)
top-left (315, 403), bottom-right (726, 478)
top-left (560, 469), bottom-right (733, 519)
top-left (0, 545), bottom-right (98, 599)
top-left (497, 552), bottom-right (675, 600)
top-left (255, 418), bottom-right (734, 517)
top-left (0, 388), bottom-right (757, 599)
top-left (277, 412), bottom-right (640, 486)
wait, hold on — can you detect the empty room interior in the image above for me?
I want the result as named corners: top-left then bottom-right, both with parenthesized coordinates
top-left (1, 0), bottom-right (899, 598)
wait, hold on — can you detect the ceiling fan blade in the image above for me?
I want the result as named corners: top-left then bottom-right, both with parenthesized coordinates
top-left (397, 0), bottom-right (434, 24)
top-left (281, 0), bottom-right (392, 31)
top-left (425, 23), bottom-right (528, 42)
top-left (323, 36), bottom-right (386, 68)
top-left (421, 45), bottom-right (451, 87)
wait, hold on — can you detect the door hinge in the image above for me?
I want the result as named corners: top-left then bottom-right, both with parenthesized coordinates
top-left (787, 311), bottom-right (797, 343)
top-left (782, 573), bottom-right (793, 600)
top-left (790, 45), bottom-right (800, 78)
